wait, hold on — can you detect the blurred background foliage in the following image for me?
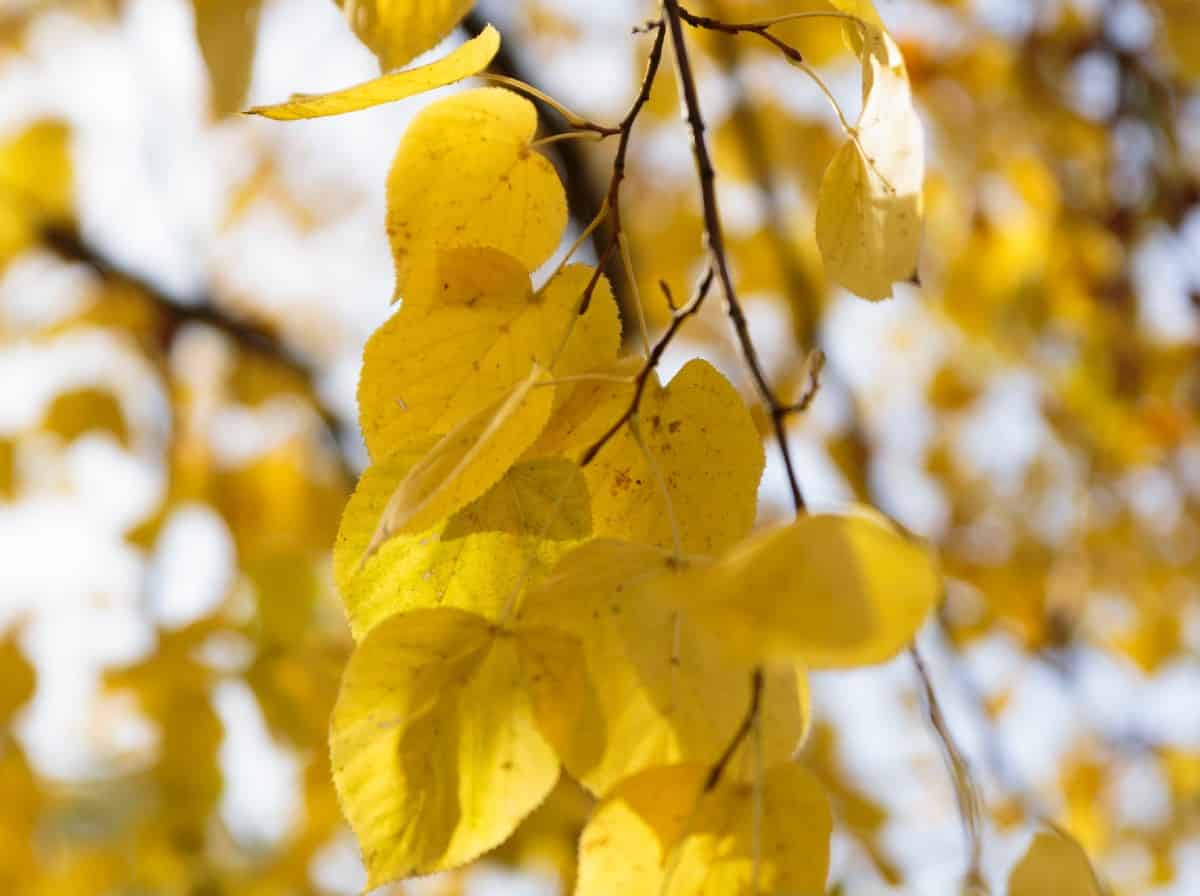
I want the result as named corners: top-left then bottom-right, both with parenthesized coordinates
top-left (0, 0), bottom-right (1198, 893)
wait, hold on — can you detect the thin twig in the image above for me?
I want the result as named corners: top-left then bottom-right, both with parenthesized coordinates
top-left (910, 644), bottom-right (989, 893)
top-left (694, 0), bottom-right (820, 348)
top-left (663, 0), bottom-right (806, 513)
top-left (580, 267), bottom-right (715, 466)
top-left (578, 19), bottom-right (667, 317)
top-left (675, 5), bottom-right (805, 64)
top-left (705, 666), bottom-right (765, 791)
top-left (784, 349), bottom-right (825, 414)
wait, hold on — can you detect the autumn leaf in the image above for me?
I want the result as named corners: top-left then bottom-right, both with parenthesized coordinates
top-left (358, 252), bottom-right (617, 459)
top-left (247, 24), bottom-right (499, 119)
top-left (361, 366), bottom-right (555, 558)
top-left (1009, 830), bottom-right (1103, 896)
top-left (518, 539), bottom-right (810, 795)
top-left (191, 0), bottom-right (262, 118)
top-left (583, 359), bottom-right (764, 555)
top-left (576, 762), bottom-right (832, 896)
top-left (331, 607), bottom-right (563, 886)
top-left (664, 508), bottom-right (940, 667)
top-left (335, 446), bottom-right (590, 639)
top-left (815, 17), bottom-right (924, 300)
top-left (386, 88), bottom-right (568, 295)
top-left (335, 0), bottom-right (475, 71)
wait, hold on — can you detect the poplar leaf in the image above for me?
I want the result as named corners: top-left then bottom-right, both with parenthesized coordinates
top-left (576, 762), bottom-right (832, 896)
top-left (192, 0), bottom-right (262, 118)
top-left (667, 509), bottom-right (939, 667)
top-left (247, 25), bottom-right (499, 119)
top-left (518, 539), bottom-right (809, 795)
top-left (362, 368), bottom-right (554, 559)
top-left (387, 88), bottom-right (567, 295)
top-left (815, 25), bottom-right (924, 300)
top-left (1008, 830), bottom-right (1103, 896)
top-left (335, 448), bottom-right (590, 640)
top-left (585, 359), bottom-right (764, 555)
top-left (331, 607), bottom-right (561, 886)
top-left (336, 0), bottom-right (475, 71)
top-left (358, 252), bottom-right (617, 459)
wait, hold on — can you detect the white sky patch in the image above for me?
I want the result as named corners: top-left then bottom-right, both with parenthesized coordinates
top-left (215, 678), bottom-right (302, 850)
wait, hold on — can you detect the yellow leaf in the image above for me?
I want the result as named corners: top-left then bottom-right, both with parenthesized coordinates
top-left (0, 119), bottom-right (72, 235)
top-left (191, 0), bottom-right (262, 118)
top-left (247, 25), bottom-right (499, 119)
top-left (358, 252), bottom-right (617, 459)
top-left (331, 607), bottom-right (562, 886)
top-left (815, 26), bottom-right (923, 300)
top-left (0, 629), bottom-right (34, 726)
top-left (363, 367), bottom-right (555, 558)
top-left (584, 358), bottom-right (764, 555)
top-left (576, 762), bottom-right (832, 896)
top-left (528, 357), bottom-right (640, 458)
top-left (42, 386), bottom-right (129, 446)
top-left (335, 448), bottom-right (590, 639)
top-left (1008, 830), bottom-right (1103, 896)
top-left (336, 0), bottom-right (474, 71)
top-left (667, 509), bottom-right (939, 667)
top-left (518, 539), bottom-right (809, 795)
top-left (386, 88), bottom-right (567, 295)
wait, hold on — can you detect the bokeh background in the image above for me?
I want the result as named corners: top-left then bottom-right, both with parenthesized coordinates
top-left (1, 0), bottom-right (1198, 893)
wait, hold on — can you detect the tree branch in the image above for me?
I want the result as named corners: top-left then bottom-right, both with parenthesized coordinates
top-left (664, 0), bottom-right (806, 513)
top-left (40, 224), bottom-right (354, 479)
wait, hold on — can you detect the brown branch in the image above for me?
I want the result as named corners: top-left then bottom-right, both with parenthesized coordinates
top-left (675, 5), bottom-right (806, 65)
top-left (580, 267), bottom-right (714, 467)
top-left (691, 0), bottom-right (820, 349)
top-left (663, 0), bottom-right (806, 513)
top-left (578, 19), bottom-right (667, 316)
top-left (40, 224), bottom-right (354, 479)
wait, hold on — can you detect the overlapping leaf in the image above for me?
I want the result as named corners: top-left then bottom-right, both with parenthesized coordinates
top-left (518, 539), bottom-right (809, 795)
top-left (386, 88), bottom-right (568, 295)
top-left (663, 508), bottom-right (939, 667)
top-left (331, 607), bottom-right (566, 886)
top-left (576, 762), bottom-right (832, 896)
top-left (358, 253), bottom-right (618, 459)
top-left (582, 359), bottom-right (764, 555)
top-left (362, 366), bottom-right (554, 555)
top-left (335, 445), bottom-right (590, 639)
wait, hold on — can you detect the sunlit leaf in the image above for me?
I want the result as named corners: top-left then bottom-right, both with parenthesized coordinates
top-left (576, 762), bottom-right (832, 896)
top-left (386, 88), bottom-right (567, 294)
top-left (584, 359), bottom-right (764, 555)
top-left (247, 25), bottom-right (499, 119)
top-left (335, 0), bottom-right (475, 71)
top-left (358, 252), bottom-right (617, 458)
top-left (665, 509), bottom-right (939, 667)
top-left (362, 367), bottom-right (554, 557)
top-left (519, 539), bottom-right (809, 795)
top-left (815, 24), bottom-right (923, 300)
top-left (336, 445), bottom-right (590, 639)
top-left (331, 607), bottom-right (562, 885)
